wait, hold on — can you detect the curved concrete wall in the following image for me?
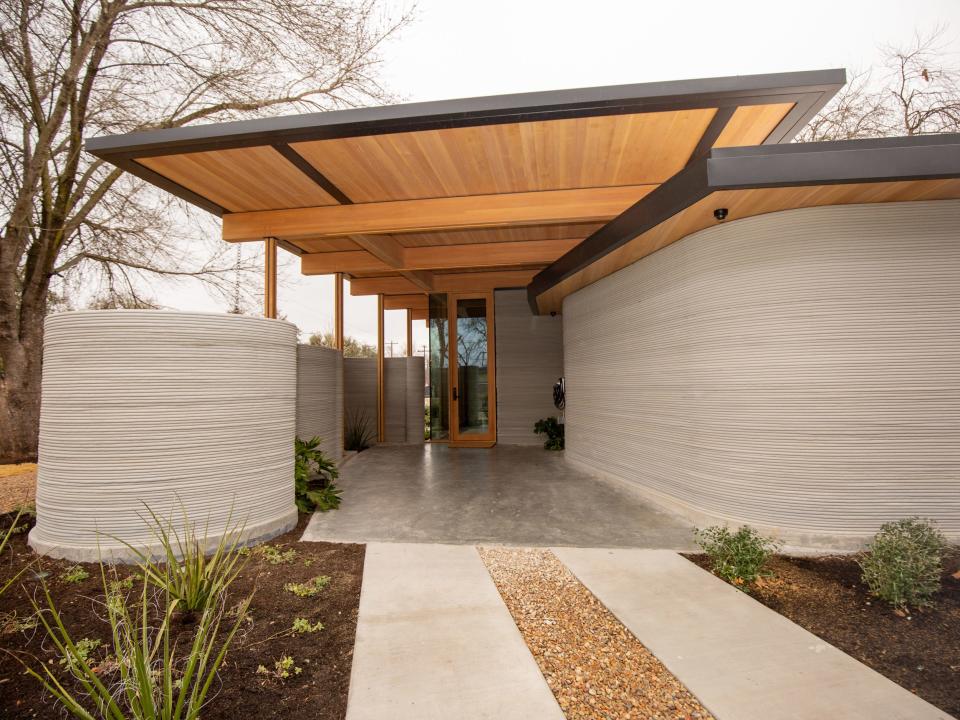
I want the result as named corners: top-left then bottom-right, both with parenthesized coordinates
top-left (296, 345), bottom-right (343, 461)
top-left (30, 311), bottom-right (298, 561)
top-left (563, 200), bottom-right (960, 548)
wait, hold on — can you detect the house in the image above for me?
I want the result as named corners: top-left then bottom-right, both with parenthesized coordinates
top-left (31, 68), bottom-right (960, 559)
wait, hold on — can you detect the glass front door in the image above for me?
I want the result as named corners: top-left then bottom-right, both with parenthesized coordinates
top-left (450, 293), bottom-right (496, 445)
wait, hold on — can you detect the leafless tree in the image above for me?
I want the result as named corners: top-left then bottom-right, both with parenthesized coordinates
top-left (0, 0), bottom-right (412, 462)
top-left (798, 28), bottom-right (960, 141)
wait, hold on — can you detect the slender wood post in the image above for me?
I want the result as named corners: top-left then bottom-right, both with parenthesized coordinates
top-left (376, 293), bottom-right (385, 442)
top-left (406, 308), bottom-right (413, 357)
top-left (334, 272), bottom-right (344, 351)
top-left (263, 237), bottom-right (277, 319)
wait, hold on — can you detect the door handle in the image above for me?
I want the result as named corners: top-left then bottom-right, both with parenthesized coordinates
top-left (452, 387), bottom-right (458, 401)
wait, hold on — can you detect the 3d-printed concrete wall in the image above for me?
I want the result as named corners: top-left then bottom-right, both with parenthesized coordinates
top-left (29, 311), bottom-right (299, 561)
top-left (495, 289), bottom-right (564, 445)
top-left (563, 200), bottom-right (960, 549)
top-left (343, 356), bottom-right (424, 444)
top-left (296, 345), bottom-right (343, 461)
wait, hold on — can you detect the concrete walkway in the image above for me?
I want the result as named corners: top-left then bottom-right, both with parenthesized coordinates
top-left (554, 548), bottom-right (952, 720)
top-left (303, 444), bottom-right (694, 548)
top-left (346, 543), bottom-right (564, 720)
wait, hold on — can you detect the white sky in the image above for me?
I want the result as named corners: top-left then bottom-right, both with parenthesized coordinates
top-left (155, 0), bottom-right (960, 353)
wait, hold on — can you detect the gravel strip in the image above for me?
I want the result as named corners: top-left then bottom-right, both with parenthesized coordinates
top-left (0, 465), bottom-right (35, 513)
top-left (479, 547), bottom-right (713, 720)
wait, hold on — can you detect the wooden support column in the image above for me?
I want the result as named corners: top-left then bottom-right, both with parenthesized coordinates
top-left (406, 309), bottom-right (413, 357)
top-left (263, 237), bottom-right (277, 319)
top-left (334, 272), bottom-right (344, 351)
top-left (376, 293), bottom-right (385, 442)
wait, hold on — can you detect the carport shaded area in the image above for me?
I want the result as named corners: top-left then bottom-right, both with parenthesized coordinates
top-left (301, 444), bottom-right (695, 548)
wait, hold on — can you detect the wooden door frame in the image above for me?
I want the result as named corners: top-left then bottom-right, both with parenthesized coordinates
top-left (447, 291), bottom-right (497, 447)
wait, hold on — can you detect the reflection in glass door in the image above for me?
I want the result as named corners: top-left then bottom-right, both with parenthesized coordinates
top-left (450, 293), bottom-right (496, 445)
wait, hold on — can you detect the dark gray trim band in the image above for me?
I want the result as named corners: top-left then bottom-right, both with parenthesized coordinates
top-left (527, 134), bottom-right (960, 312)
top-left (86, 69), bottom-right (845, 160)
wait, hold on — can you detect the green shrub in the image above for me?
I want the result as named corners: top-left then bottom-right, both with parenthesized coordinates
top-left (344, 409), bottom-right (375, 452)
top-left (295, 436), bottom-right (342, 512)
top-left (858, 517), bottom-right (947, 610)
top-left (533, 417), bottom-right (564, 450)
top-left (694, 525), bottom-right (780, 590)
top-left (117, 506), bottom-right (248, 615)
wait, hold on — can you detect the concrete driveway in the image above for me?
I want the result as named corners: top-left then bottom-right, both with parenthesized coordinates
top-left (302, 444), bottom-right (695, 548)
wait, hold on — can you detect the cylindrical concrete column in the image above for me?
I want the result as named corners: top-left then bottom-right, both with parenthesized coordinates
top-left (29, 310), bottom-right (298, 562)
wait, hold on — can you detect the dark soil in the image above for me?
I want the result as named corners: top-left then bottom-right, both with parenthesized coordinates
top-left (685, 550), bottom-right (960, 717)
top-left (0, 512), bottom-right (364, 720)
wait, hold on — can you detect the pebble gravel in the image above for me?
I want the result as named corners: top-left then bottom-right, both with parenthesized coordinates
top-left (479, 546), bottom-right (713, 720)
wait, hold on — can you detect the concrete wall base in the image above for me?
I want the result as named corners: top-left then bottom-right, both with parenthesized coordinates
top-left (564, 455), bottom-right (960, 554)
top-left (29, 507), bottom-right (299, 565)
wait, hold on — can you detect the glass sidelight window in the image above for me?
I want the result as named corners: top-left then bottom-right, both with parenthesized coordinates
top-left (454, 297), bottom-right (489, 436)
top-left (428, 293), bottom-right (449, 440)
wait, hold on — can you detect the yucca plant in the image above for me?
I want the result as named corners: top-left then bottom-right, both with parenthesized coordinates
top-left (26, 565), bottom-right (252, 719)
top-left (344, 409), bottom-right (375, 452)
top-left (115, 506), bottom-right (248, 615)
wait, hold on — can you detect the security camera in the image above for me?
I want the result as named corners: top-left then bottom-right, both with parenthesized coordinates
top-left (714, 207), bottom-right (728, 221)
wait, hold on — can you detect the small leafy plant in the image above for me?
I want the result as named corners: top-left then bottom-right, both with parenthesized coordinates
top-left (245, 543), bottom-right (298, 565)
top-left (344, 409), bottom-right (375, 452)
top-left (60, 565), bottom-right (90, 584)
top-left (291, 617), bottom-right (324, 634)
top-left (284, 575), bottom-right (330, 597)
top-left (257, 655), bottom-right (301, 680)
top-left (858, 517), bottom-right (947, 611)
top-left (58, 637), bottom-right (101, 667)
top-left (694, 525), bottom-right (781, 590)
top-left (295, 436), bottom-right (342, 512)
top-left (533, 417), bottom-right (564, 450)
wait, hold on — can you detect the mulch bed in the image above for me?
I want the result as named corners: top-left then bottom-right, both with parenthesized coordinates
top-left (685, 551), bottom-right (960, 717)
top-left (0, 512), bottom-right (364, 720)
top-left (0, 464), bottom-right (36, 514)
top-left (480, 547), bottom-right (712, 720)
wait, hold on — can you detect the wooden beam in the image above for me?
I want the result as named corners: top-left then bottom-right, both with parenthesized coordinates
top-left (349, 233), bottom-right (434, 291)
top-left (300, 238), bottom-right (582, 275)
top-left (350, 269), bottom-right (540, 296)
top-left (376, 294), bottom-right (385, 442)
top-left (383, 294), bottom-right (427, 311)
top-left (411, 308), bottom-right (428, 321)
top-left (334, 272), bottom-right (344, 351)
top-left (263, 237), bottom-right (277, 318)
top-left (222, 185), bottom-right (655, 241)
top-left (406, 309), bottom-right (413, 357)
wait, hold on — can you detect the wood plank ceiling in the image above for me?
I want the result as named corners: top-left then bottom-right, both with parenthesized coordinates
top-left (85, 71), bottom-right (849, 313)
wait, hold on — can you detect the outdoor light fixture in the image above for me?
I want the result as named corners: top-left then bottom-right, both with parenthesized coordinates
top-left (714, 208), bottom-right (729, 221)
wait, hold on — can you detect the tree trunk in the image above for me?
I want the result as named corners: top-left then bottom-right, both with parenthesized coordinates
top-left (0, 232), bottom-right (48, 464)
top-left (0, 329), bottom-right (43, 464)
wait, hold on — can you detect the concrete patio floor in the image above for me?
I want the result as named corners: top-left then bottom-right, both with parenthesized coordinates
top-left (302, 444), bottom-right (695, 548)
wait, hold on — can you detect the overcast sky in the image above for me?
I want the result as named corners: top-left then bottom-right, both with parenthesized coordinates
top-left (155, 0), bottom-right (960, 353)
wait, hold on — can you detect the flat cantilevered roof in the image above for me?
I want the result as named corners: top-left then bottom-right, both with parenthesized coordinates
top-left (529, 134), bottom-right (960, 313)
top-left (85, 69), bottom-right (845, 307)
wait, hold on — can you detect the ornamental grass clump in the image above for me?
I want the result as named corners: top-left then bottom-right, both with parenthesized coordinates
top-left (24, 509), bottom-right (253, 720)
top-left (858, 517), bottom-right (947, 611)
top-left (694, 524), bottom-right (781, 590)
